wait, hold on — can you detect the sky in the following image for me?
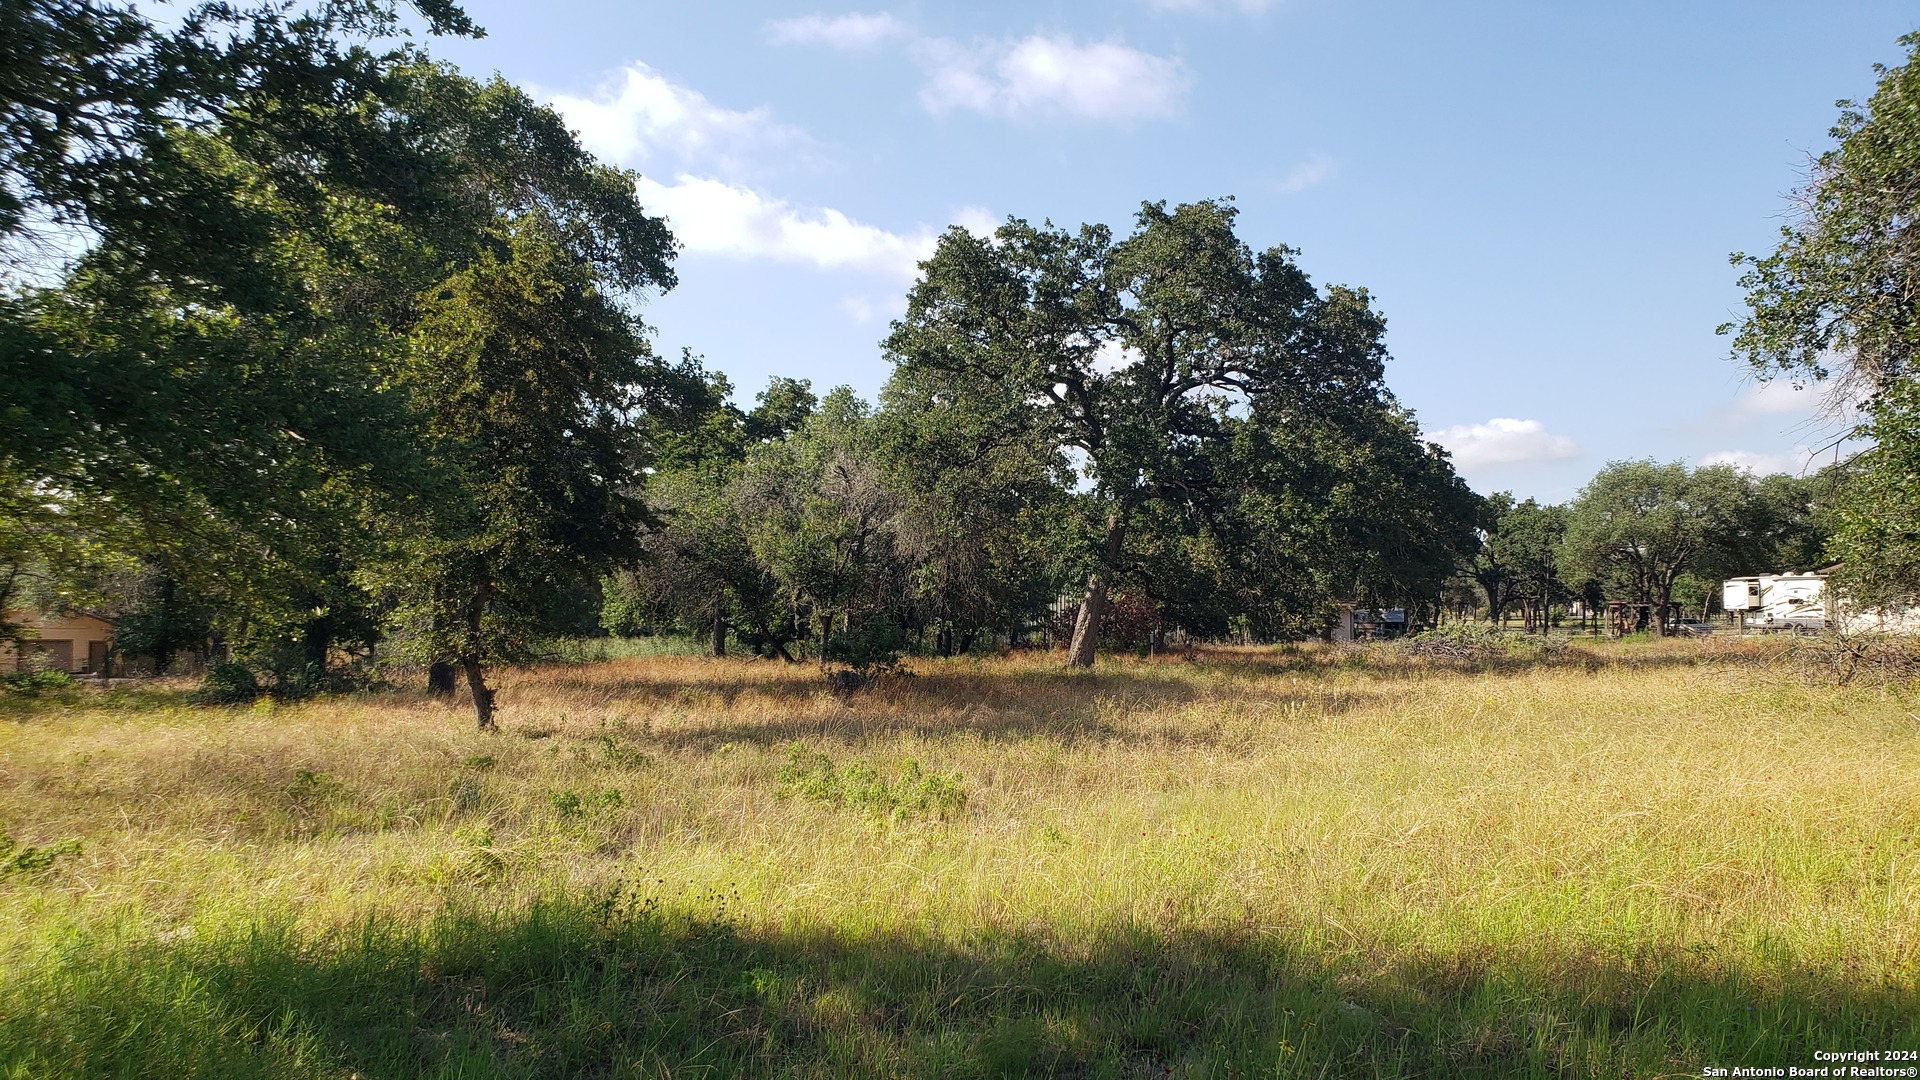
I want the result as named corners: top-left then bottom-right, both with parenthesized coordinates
top-left (415, 0), bottom-right (1916, 503)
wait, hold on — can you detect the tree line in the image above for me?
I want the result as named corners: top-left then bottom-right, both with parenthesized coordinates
top-left (1464, 462), bottom-right (1837, 635)
top-left (3, 2), bottom-right (1917, 727)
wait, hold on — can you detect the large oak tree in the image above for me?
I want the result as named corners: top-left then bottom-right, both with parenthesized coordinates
top-left (885, 199), bottom-right (1447, 664)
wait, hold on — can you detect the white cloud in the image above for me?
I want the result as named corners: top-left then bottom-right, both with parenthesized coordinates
top-left (541, 63), bottom-right (986, 281)
top-left (768, 12), bottom-right (907, 49)
top-left (770, 19), bottom-right (1186, 124)
top-left (1424, 418), bottom-right (1581, 469)
top-left (1733, 380), bottom-right (1819, 417)
top-left (541, 63), bottom-right (808, 175)
top-left (1276, 153), bottom-right (1336, 194)
top-left (635, 174), bottom-right (950, 280)
top-left (916, 35), bottom-right (1187, 121)
top-left (950, 205), bottom-right (1000, 237)
top-left (1699, 447), bottom-right (1820, 476)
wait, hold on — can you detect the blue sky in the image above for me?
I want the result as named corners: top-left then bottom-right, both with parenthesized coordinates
top-left (421, 0), bottom-right (1915, 502)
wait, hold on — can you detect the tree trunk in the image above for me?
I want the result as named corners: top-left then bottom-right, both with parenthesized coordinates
top-left (1066, 574), bottom-right (1108, 668)
top-left (463, 657), bottom-right (496, 731)
top-left (462, 581), bottom-right (497, 729)
top-left (710, 605), bottom-right (727, 658)
top-left (753, 617), bottom-right (797, 663)
top-left (1067, 508), bottom-right (1131, 667)
top-left (427, 661), bottom-right (457, 696)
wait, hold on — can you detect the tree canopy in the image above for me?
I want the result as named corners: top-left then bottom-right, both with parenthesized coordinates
top-left (884, 199), bottom-right (1471, 664)
top-left (1726, 31), bottom-right (1920, 608)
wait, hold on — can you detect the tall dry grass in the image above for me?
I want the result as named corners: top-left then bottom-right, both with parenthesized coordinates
top-left (0, 640), bottom-right (1914, 1076)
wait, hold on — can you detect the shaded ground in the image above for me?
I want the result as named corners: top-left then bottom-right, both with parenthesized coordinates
top-left (6, 891), bottom-right (1909, 1079)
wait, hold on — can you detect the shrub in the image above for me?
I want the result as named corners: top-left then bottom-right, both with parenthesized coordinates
top-left (548, 788), bottom-right (624, 820)
top-left (823, 618), bottom-right (908, 680)
top-left (192, 662), bottom-right (261, 705)
top-left (1, 669), bottom-right (76, 697)
top-left (775, 745), bottom-right (967, 822)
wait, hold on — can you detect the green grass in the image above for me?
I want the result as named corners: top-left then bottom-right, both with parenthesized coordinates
top-left (0, 642), bottom-right (1915, 1077)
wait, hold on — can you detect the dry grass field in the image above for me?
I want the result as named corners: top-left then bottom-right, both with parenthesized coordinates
top-left (0, 639), bottom-right (1915, 1077)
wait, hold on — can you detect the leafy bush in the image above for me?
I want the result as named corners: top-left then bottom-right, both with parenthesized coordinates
top-left (192, 662), bottom-right (261, 705)
top-left (1, 669), bottom-right (76, 696)
top-left (242, 642), bottom-right (317, 698)
top-left (823, 618), bottom-right (908, 679)
top-left (775, 745), bottom-right (967, 822)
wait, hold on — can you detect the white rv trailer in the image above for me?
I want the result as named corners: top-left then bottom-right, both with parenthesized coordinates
top-left (1721, 573), bottom-right (1828, 631)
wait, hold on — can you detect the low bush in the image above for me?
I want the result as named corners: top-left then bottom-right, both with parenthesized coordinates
top-left (822, 618), bottom-right (909, 680)
top-left (1397, 623), bottom-right (1565, 664)
top-left (192, 662), bottom-right (261, 705)
top-left (775, 745), bottom-right (967, 822)
top-left (1, 669), bottom-right (76, 696)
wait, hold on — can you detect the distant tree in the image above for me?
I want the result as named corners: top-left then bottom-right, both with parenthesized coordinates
top-left (101, 563), bottom-right (215, 676)
top-left (1718, 469), bottom-right (1838, 577)
top-left (1469, 493), bottom-right (1522, 623)
top-left (1559, 461), bottom-right (1749, 631)
top-left (1471, 494), bottom-right (1574, 628)
top-left (886, 199), bottom-right (1427, 664)
top-left (1312, 408), bottom-right (1480, 627)
top-left (735, 389), bottom-right (910, 666)
top-left (1724, 31), bottom-right (1920, 606)
top-left (1494, 499), bottom-right (1568, 632)
top-left (605, 374), bottom-right (821, 660)
top-left (745, 378), bottom-right (820, 444)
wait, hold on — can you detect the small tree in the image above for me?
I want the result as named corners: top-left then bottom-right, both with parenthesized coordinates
top-left (388, 220), bottom-right (671, 729)
top-left (735, 389), bottom-right (910, 666)
top-left (1490, 498), bottom-right (1567, 631)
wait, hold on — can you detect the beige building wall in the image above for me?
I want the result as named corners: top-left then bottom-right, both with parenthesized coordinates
top-left (2, 611), bottom-right (115, 673)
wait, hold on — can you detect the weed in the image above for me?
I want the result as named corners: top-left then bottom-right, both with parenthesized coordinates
top-left (590, 728), bottom-right (650, 769)
top-left (0, 829), bottom-right (81, 876)
top-left (547, 788), bottom-right (624, 819)
top-left (286, 768), bottom-right (344, 807)
top-left (448, 774), bottom-right (487, 814)
top-left (775, 745), bottom-right (967, 822)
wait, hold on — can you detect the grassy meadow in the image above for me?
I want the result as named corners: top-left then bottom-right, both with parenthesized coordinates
top-left (0, 640), bottom-right (1915, 1077)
